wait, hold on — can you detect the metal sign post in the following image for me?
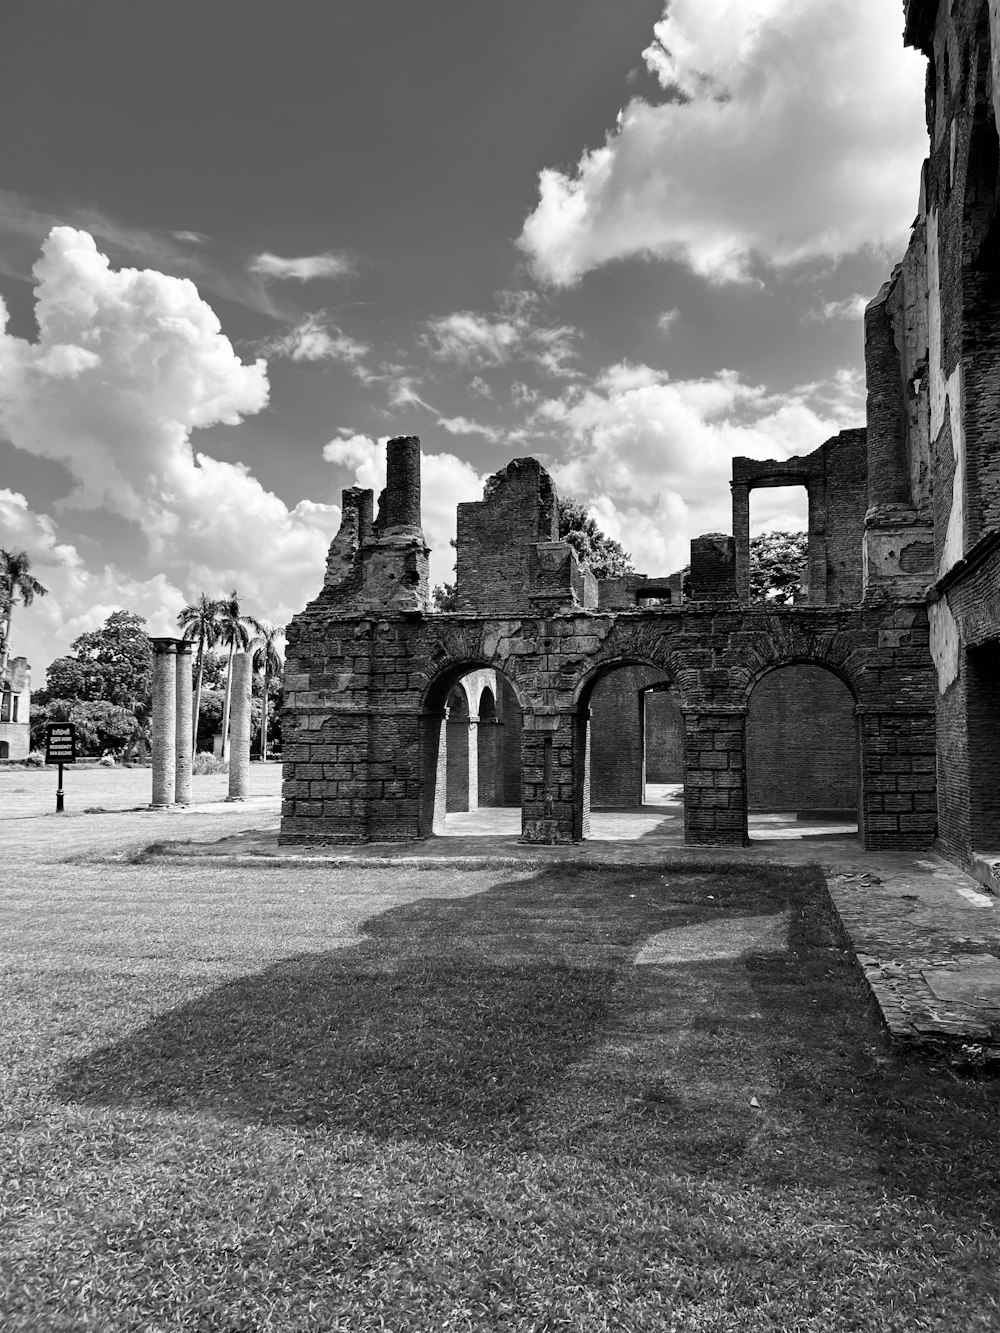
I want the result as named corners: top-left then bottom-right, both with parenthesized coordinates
top-left (45, 723), bottom-right (77, 813)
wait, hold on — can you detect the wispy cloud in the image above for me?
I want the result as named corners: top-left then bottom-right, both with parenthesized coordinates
top-left (657, 308), bottom-right (680, 333)
top-left (0, 189), bottom-right (287, 318)
top-left (259, 313), bottom-right (369, 365)
top-left (248, 251), bottom-right (356, 282)
top-left (424, 294), bottom-right (577, 377)
top-left (436, 414), bottom-right (504, 443)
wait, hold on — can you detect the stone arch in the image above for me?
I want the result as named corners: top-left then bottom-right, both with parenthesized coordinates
top-left (418, 659), bottom-right (523, 835)
top-left (745, 660), bottom-right (859, 822)
top-left (571, 656), bottom-right (683, 837)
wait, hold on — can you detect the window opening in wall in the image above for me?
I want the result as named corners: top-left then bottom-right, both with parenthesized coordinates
top-left (748, 486), bottom-right (809, 606)
top-left (0, 690), bottom-right (12, 724)
top-left (0, 742), bottom-right (8, 760)
top-left (746, 664), bottom-right (859, 842)
top-left (431, 666), bottom-right (522, 838)
top-left (582, 663), bottom-right (683, 842)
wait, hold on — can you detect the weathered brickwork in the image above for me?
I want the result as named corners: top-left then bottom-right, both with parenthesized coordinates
top-left (746, 665), bottom-right (857, 812)
top-left (881, 0), bottom-right (1000, 871)
top-left (280, 437), bottom-right (938, 850)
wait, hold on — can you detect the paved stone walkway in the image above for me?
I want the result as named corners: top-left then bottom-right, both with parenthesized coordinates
top-left (3, 765), bottom-right (998, 1062)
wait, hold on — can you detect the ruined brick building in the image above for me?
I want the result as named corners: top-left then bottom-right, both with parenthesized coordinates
top-left (279, 0), bottom-right (999, 879)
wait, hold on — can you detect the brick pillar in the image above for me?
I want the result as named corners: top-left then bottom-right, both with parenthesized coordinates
top-left (477, 720), bottom-right (501, 806)
top-left (150, 638), bottom-right (178, 809)
top-left (805, 481), bottom-right (828, 606)
top-left (521, 711), bottom-right (576, 843)
top-left (383, 434), bottom-right (422, 530)
top-left (731, 481), bottom-right (751, 605)
top-left (858, 707), bottom-right (937, 850)
top-left (682, 708), bottom-right (748, 846)
top-left (419, 710), bottom-right (448, 835)
top-left (226, 652), bottom-right (253, 802)
top-left (174, 640), bottom-right (193, 806)
top-left (446, 713), bottom-right (471, 812)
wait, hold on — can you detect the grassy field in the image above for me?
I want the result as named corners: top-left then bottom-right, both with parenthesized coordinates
top-left (2, 861), bottom-right (999, 1331)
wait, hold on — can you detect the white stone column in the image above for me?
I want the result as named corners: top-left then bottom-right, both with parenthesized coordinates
top-left (150, 638), bottom-right (177, 808)
top-left (174, 640), bottom-right (193, 806)
top-left (227, 651), bottom-right (253, 802)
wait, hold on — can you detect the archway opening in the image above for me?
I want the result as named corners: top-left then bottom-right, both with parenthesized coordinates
top-left (579, 662), bottom-right (684, 841)
top-left (746, 664), bottom-right (859, 841)
top-left (420, 664), bottom-right (522, 837)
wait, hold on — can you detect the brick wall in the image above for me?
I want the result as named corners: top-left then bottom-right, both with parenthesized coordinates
top-left (746, 665), bottom-right (858, 811)
top-left (645, 688), bottom-right (684, 782)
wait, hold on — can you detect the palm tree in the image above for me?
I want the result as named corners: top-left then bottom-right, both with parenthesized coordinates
top-left (216, 589), bottom-right (262, 761)
top-left (177, 593), bottom-right (223, 749)
top-left (251, 622), bottom-right (284, 762)
top-left (1, 548), bottom-right (48, 673)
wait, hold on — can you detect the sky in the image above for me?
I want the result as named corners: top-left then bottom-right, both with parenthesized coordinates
top-left (0, 0), bottom-right (929, 678)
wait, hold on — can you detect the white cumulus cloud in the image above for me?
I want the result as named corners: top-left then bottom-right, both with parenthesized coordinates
top-left (0, 228), bottom-right (343, 669)
top-left (519, 0), bottom-right (927, 286)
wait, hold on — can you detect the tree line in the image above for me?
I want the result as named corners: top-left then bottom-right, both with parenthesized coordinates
top-left (18, 589), bottom-right (283, 762)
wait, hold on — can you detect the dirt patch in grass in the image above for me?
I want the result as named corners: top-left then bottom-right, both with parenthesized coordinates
top-left (2, 863), bottom-right (999, 1331)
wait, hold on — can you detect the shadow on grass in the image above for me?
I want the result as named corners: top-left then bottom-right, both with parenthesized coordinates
top-left (52, 866), bottom-right (808, 1144)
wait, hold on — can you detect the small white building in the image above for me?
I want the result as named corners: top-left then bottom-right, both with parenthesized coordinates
top-left (0, 657), bottom-right (31, 761)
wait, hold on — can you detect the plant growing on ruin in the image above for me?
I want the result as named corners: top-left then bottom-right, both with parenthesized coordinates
top-left (558, 499), bottom-right (635, 579)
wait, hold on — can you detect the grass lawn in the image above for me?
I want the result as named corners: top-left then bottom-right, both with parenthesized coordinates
top-left (2, 861), bottom-right (999, 1331)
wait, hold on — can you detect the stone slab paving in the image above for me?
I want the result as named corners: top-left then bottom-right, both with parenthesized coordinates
top-left (3, 764), bottom-right (998, 1061)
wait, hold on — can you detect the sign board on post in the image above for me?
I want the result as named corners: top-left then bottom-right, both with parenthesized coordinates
top-left (45, 723), bottom-right (76, 814)
top-left (45, 723), bottom-right (77, 765)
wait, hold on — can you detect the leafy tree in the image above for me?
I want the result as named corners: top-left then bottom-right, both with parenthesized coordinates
top-left (250, 621), bottom-right (283, 762)
top-left (749, 531), bottom-right (808, 605)
top-left (558, 499), bottom-right (634, 580)
top-left (1, 548), bottom-right (48, 672)
top-left (431, 583), bottom-right (458, 612)
top-left (177, 593), bottom-right (223, 749)
top-left (30, 697), bottom-right (141, 757)
top-left (215, 589), bottom-right (262, 761)
top-left (69, 611), bottom-right (152, 706)
top-left (34, 611), bottom-right (152, 711)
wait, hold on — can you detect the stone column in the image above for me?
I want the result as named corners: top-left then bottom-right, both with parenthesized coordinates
top-left (731, 481), bottom-right (751, 605)
top-left (226, 651), bottom-right (253, 802)
top-left (174, 640), bottom-right (193, 806)
top-left (150, 638), bottom-right (178, 809)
